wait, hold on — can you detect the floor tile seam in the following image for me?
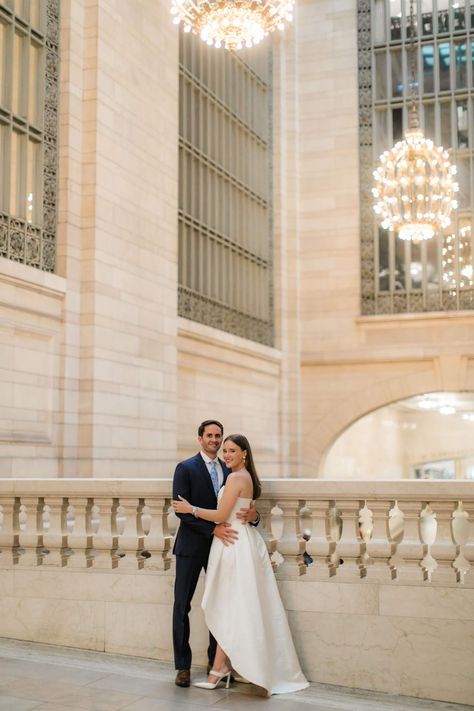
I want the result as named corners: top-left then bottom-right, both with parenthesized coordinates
top-left (0, 645), bottom-right (173, 676)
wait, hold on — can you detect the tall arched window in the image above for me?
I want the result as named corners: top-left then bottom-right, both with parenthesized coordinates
top-left (178, 34), bottom-right (273, 345)
top-left (0, 0), bottom-right (59, 272)
top-left (359, 0), bottom-right (474, 314)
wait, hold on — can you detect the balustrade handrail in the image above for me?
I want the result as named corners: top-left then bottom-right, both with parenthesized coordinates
top-left (0, 478), bottom-right (473, 583)
top-left (1, 478), bottom-right (473, 500)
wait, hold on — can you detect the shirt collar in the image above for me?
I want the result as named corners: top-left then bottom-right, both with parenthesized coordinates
top-left (200, 451), bottom-right (219, 466)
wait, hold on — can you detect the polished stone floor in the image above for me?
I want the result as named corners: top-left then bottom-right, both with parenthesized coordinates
top-left (0, 638), bottom-right (472, 711)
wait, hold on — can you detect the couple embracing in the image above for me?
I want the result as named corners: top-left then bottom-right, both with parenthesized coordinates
top-left (171, 419), bottom-right (308, 696)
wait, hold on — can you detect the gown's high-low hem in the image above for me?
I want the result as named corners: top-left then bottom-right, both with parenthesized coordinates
top-left (201, 494), bottom-right (309, 696)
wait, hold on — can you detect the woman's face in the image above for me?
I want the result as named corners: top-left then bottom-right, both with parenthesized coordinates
top-left (223, 440), bottom-right (246, 470)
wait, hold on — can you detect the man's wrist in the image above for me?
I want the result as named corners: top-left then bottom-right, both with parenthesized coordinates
top-left (249, 511), bottom-right (260, 527)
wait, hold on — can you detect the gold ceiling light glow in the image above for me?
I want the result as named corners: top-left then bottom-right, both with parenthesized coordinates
top-left (170, 0), bottom-right (295, 50)
top-left (372, 0), bottom-right (458, 243)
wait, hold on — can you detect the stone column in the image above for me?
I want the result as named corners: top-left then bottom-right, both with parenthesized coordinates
top-left (57, 0), bottom-right (179, 477)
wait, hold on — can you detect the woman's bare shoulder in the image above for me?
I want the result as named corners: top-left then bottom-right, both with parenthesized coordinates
top-left (233, 470), bottom-right (253, 495)
top-left (228, 470), bottom-right (251, 481)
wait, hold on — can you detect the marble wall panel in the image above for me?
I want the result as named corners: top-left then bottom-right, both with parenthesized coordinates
top-left (0, 597), bottom-right (105, 651)
top-left (290, 610), bottom-right (474, 705)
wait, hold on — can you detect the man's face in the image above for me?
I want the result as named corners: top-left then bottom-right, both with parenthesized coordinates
top-left (198, 424), bottom-right (223, 459)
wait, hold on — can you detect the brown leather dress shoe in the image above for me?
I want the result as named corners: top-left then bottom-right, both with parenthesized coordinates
top-left (175, 669), bottom-right (190, 687)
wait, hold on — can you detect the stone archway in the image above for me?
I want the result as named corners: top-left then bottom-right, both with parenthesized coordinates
top-left (301, 354), bottom-right (473, 477)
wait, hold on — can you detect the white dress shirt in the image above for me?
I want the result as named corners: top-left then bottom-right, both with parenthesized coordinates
top-left (200, 451), bottom-right (224, 490)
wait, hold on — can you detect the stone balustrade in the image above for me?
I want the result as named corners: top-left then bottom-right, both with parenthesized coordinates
top-left (1, 479), bottom-right (473, 585)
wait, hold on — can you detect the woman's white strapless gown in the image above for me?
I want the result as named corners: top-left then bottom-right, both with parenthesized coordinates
top-left (201, 492), bottom-right (309, 695)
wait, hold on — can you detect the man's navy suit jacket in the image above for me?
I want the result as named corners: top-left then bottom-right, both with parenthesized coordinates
top-left (172, 452), bottom-right (231, 558)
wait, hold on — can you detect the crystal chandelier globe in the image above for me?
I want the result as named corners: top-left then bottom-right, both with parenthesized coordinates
top-left (170, 0), bottom-right (295, 50)
top-left (372, 0), bottom-right (458, 243)
top-left (372, 114), bottom-right (459, 242)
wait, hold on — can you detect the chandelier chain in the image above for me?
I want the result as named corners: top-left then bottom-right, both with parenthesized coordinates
top-left (408, 0), bottom-right (419, 129)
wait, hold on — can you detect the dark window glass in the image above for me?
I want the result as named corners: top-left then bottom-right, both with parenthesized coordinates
top-left (440, 101), bottom-right (452, 147)
top-left (375, 109), bottom-right (388, 156)
top-left (390, 0), bottom-right (402, 40)
top-left (391, 49), bottom-right (403, 96)
top-left (395, 238), bottom-right (406, 290)
top-left (438, 7), bottom-right (449, 32)
top-left (423, 44), bottom-right (435, 92)
top-left (455, 40), bottom-right (467, 88)
top-left (453, 1), bottom-right (466, 30)
top-left (374, 0), bottom-right (386, 43)
top-left (472, 40), bottom-right (474, 87)
top-left (457, 157), bottom-right (471, 208)
top-left (456, 100), bottom-right (469, 148)
top-left (378, 228), bottom-right (390, 291)
top-left (392, 106), bottom-right (403, 141)
top-left (426, 235), bottom-right (439, 288)
top-left (423, 102), bottom-right (435, 139)
top-left (439, 42), bottom-right (451, 90)
top-left (421, 1), bottom-right (433, 35)
top-left (375, 52), bottom-right (387, 99)
top-left (410, 243), bottom-right (423, 289)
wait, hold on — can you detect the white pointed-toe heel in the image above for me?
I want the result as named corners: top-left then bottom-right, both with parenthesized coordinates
top-left (194, 668), bottom-right (231, 690)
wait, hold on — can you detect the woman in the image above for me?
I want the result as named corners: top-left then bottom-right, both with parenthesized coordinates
top-left (172, 434), bottom-right (309, 696)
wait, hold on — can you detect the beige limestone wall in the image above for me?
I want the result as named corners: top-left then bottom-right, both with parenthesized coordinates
top-left (289, 0), bottom-right (474, 475)
top-left (0, 260), bottom-right (65, 477)
top-left (176, 318), bottom-right (283, 477)
top-left (62, 0), bottom-right (179, 477)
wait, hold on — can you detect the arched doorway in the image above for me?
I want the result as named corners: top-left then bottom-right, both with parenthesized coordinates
top-left (321, 392), bottom-right (474, 480)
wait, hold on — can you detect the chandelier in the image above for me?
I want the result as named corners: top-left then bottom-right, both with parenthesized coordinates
top-left (372, 0), bottom-right (458, 242)
top-left (170, 0), bottom-right (295, 50)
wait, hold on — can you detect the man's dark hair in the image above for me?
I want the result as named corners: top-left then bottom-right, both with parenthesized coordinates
top-left (198, 419), bottom-right (224, 437)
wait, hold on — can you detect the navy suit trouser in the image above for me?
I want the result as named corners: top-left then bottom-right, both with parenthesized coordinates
top-left (173, 552), bottom-right (217, 670)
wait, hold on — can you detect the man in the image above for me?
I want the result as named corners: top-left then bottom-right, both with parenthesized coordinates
top-left (172, 419), bottom-right (259, 687)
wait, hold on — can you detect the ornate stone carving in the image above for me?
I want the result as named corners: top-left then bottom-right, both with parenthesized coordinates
top-left (178, 286), bottom-right (273, 346)
top-left (3, 1), bottom-right (59, 272)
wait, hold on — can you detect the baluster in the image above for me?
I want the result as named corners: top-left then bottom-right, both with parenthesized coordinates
top-left (257, 498), bottom-right (277, 570)
top-left (387, 501), bottom-right (404, 579)
top-left (393, 500), bottom-right (424, 581)
top-left (365, 499), bottom-right (393, 579)
top-left (420, 503), bottom-right (438, 582)
top-left (42, 497), bottom-right (70, 567)
top-left (18, 496), bottom-right (44, 567)
top-left (67, 497), bottom-right (95, 569)
top-left (0, 497), bottom-right (21, 564)
top-left (275, 499), bottom-right (306, 579)
top-left (142, 496), bottom-right (171, 571)
top-left (334, 499), bottom-right (365, 579)
top-left (305, 499), bottom-right (336, 578)
top-left (462, 502), bottom-right (474, 578)
top-left (452, 501), bottom-right (471, 584)
top-left (430, 501), bottom-right (458, 583)
top-left (93, 497), bottom-right (120, 569)
top-left (116, 497), bottom-right (143, 570)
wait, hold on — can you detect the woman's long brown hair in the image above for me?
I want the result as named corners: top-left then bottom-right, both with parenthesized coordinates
top-left (224, 434), bottom-right (262, 499)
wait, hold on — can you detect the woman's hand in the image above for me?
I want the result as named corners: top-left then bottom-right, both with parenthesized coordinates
top-left (172, 495), bottom-right (192, 514)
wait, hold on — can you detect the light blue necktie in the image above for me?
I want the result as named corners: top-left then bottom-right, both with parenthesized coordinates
top-left (209, 460), bottom-right (219, 496)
